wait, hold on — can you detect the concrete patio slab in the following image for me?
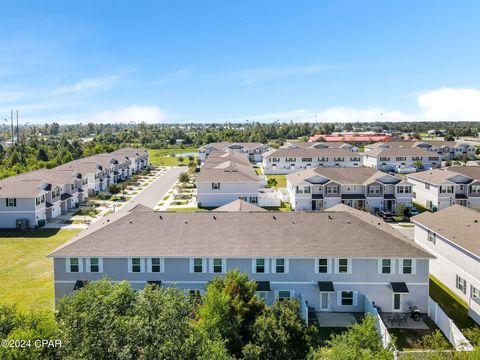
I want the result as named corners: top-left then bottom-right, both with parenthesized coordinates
top-left (317, 312), bottom-right (358, 327)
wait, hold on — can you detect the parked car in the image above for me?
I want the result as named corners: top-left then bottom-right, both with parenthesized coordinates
top-left (379, 210), bottom-right (394, 222)
top-left (406, 207), bottom-right (420, 217)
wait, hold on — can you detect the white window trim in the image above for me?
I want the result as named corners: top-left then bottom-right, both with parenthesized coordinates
top-left (147, 258), bottom-right (165, 273)
top-left (399, 259), bottom-right (416, 275)
top-left (314, 258), bottom-right (331, 274)
top-left (66, 257), bottom-right (83, 273)
top-left (252, 258), bottom-right (270, 274)
top-left (128, 257), bottom-right (145, 273)
top-left (86, 257), bottom-right (103, 273)
top-left (208, 258), bottom-right (226, 274)
top-left (186, 288), bottom-right (205, 296)
top-left (377, 258), bottom-right (395, 275)
top-left (335, 258), bottom-right (352, 274)
top-left (272, 258), bottom-right (289, 274)
top-left (336, 290), bottom-right (358, 307)
top-left (189, 258), bottom-right (207, 273)
top-left (274, 289), bottom-right (295, 300)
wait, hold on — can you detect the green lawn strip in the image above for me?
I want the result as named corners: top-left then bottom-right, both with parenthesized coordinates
top-left (0, 229), bottom-right (81, 312)
top-left (429, 275), bottom-right (475, 329)
top-left (162, 195), bottom-right (170, 201)
top-left (253, 166), bottom-right (263, 175)
top-left (412, 201), bottom-right (430, 213)
top-left (389, 327), bottom-right (451, 351)
top-left (265, 175), bottom-right (287, 188)
top-left (262, 202), bottom-right (292, 212)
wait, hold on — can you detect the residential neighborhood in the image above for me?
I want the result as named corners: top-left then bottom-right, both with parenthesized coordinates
top-left (2, 1), bottom-right (480, 358)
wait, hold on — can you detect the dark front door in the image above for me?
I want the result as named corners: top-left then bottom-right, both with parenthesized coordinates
top-left (312, 201), bottom-right (316, 211)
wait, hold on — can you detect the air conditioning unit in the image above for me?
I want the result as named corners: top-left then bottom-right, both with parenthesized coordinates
top-left (16, 219), bottom-right (29, 230)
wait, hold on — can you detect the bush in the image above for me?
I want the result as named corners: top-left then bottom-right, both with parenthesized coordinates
top-left (179, 172), bottom-right (190, 183)
top-left (108, 183), bottom-right (121, 195)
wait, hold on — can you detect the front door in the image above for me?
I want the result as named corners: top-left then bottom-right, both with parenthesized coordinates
top-left (312, 201), bottom-right (316, 211)
top-left (320, 292), bottom-right (330, 311)
top-left (393, 293), bottom-right (403, 312)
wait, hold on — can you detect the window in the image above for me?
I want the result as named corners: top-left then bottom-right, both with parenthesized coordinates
top-left (369, 185), bottom-right (381, 194)
top-left (397, 186), bottom-right (412, 194)
top-left (89, 258), bottom-right (99, 272)
top-left (131, 258), bottom-right (142, 273)
top-left (380, 259), bottom-right (392, 274)
top-left (256, 292), bottom-right (268, 302)
top-left (326, 185), bottom-right (339, 194)
top-left (471, 286), bottom-right (480, 299)
top-left (211, 182), bottom-right (221, 190)
top-left (255, 258), bottom-right (266, 273)
top-left (456, 275), bottom-right (467, 294)
top-left (277, 290), bottom-right (292, 301)
top-left (301, 157), bottom-right (312, 162)
top-left (440, 185), bottom-right (454, 194)
top-left (275, 258), bottom-right (286, 273)
top-left (395, 157), bottom-right (406, 161)
top-left (340, 291), bottom-right (354, 306)
top-left (69, 258), bottom-right (80, 272)
top-left (334, 157), bottom-right (344, 162)
top-left (318, 258), bottom-right (329, 273)
top-left (250, 196), bottom-right (258, 204)
top-left (470, 185), bottom-right (480, 194)
top-left (151, 258), bottom-right (162, 273)
top-left (425, 183), bottom-right (430, 190)
top-left (427, 231), bottom-right (436, 244)
top-left (188, 289), bottom-right (201, 299)
top-left (213, 258), bottom-right (223, 273)
top-left (402, 259), bottom-right (413, 274)
top-left (379, 157), bottom-right (390, 161)
top-left (337, 259), bottom-right (349, 273)
top-left (6, 198), bottom-right (16, 207)
top-left (193, 258), bottom-right (204, 273)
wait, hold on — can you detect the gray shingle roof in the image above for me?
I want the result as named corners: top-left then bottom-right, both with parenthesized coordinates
top-left (213, 199), bottom-right (267, 212)
top-left (412, 205), bottom-right (480, 257)
top-left (264, 148), bottom-right (362, 158)
top-left (49, 204), bottom-right (432, 258)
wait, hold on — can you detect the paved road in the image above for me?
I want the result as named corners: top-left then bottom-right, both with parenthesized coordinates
top-left (131, 166), bottom-right (184, 209)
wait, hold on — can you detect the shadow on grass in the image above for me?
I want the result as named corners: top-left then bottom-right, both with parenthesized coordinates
top-left (0, 228), bottom-right (63, 238)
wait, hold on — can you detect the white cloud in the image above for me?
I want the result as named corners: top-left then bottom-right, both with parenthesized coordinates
top-left (83, 105), bottom-right (167, 124)
top-left (239, 87), bottom-right (480, 123)
top-left (417, 87), bottom-right (480, 121)
top-left (51, 74), bottom-right (123, 95)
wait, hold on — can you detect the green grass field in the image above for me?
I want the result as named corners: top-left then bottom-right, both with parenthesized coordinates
top-left (266, 175), bottom-right (287, 188)
top-left (0, 229), bottom-right (81, 311)
top-left (148, 148), bottom-right (198, 166)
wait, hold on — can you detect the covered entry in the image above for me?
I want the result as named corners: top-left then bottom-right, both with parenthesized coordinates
top-left (318, 281), bottom-right (335, 311)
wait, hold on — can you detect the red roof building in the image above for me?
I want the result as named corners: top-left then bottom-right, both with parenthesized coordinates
top-left (309, 134), bottom-right (396, 142)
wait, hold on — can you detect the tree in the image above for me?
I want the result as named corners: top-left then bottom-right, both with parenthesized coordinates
top-left (414, 330), bottom-right (450, 351)
top-left (179, 172), bottom-right (190, 183)
top-left (395, 203), bottom-right (407, 218)
top-left (310, 314), bottom-right (393, 359)
top-left (195, 270), bottom-right (265, 357)
top-left (37, 148), bottom-right (49, 162)
top-left (266, 178), bottom-right (277, 188)
top-left (108, 183), bottom-right (121, 195)
top-left (178, 156), bottom-right (185, 163)
top-left (56, 279), bottom-right (228, 360)
top-left (243, 299), bottom-right (318, 360)
top-left (413, 160), bottom-right (423, 169)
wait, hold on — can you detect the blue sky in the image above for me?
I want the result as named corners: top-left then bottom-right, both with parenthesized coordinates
top-left (1, 0), bottom-right (480, 124)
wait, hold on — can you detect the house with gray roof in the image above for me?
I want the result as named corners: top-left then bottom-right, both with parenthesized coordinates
top-left (262, 147), bottom-right (363, 174)
top-left (412, 205), bottom-right (480, 323)
top-left (407, 167), bottom-right (480, 211)
top-left (363, 147), bottom-right (441, 173)
top-left (49, 203), bottom-right (433, 315)
top-left (287, 167), bottom-right (413, 212)
top-left (196, 151), bottom-right (264, 207)
top-left (198, 142), bottom-right (273, 162)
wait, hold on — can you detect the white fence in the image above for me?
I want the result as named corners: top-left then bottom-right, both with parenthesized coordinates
top-left (258, 188), bottom-right (281, 207)
top-left (468, 297), bottom-right (480, 325)
top-left (299, 294), bottom-right (309, 326)
top-left (428, 297), bottom-right (473, 351)
top-left (364, 297), bottom-right (395, 350)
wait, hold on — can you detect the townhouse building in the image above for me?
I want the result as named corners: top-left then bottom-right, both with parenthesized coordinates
top-left (262, 148), bottom-right (363, 175)
top-left (363, 147), bottom-right (441, 173)
top-left (199, 142), bottom-right (273, 162)
top-left (196, 151), bottom-right (263, 207)
top-left (406, 167), bottom-right (480, 211)
top-left (412, 206), bottom-right (480, 323)
top-left (287, 167), bottom-right (413, 212)
top-left (49, 203), bottom-right (433, 315)
top-left (365, 141), bottom-right (476, 161)
top-left (0, 148), bottom-right (150, 228)
top-left (281, 141), bottom-right (358, 152)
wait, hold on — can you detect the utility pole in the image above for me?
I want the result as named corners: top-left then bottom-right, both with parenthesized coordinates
top-left (16, 110), bottom-right (19, 145)
top-left (10, 109), bottom-right (14, 145)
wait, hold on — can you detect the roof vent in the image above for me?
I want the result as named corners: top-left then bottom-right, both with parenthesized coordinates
top-left (159, 215), bottom-right (163, 220)
top-left (273, 215), bottom-right (277, 220)
top-left (129, 221), bottom-right (132, 224)
top-left (328, 215), bottom-right (333, 220)
top-left (185, 221), bottom-right (188, 224)
top-left (475, 220), bottom-right (478, 223)
top-left (213, 216), bottom-right (217, 220)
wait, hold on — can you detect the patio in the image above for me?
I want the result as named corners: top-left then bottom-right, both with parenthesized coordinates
top-left (317, 312), bottom-right (359, 327)
top-left (381, 312), bottom-right (429, 330)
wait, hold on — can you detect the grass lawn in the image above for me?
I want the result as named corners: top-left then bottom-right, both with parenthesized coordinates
top-left (253, 166), bottom-right (263, 175)
top-left (412, 201), bottom-right (430, 213)
top-left (429, 275), bottom-right (476, 329)
top-left (148, 148), bottom-right (198, 167)
top-left (317, 327), bottom-right (348, 346)
top-left (266, 175), bottom-right (287, 188)
top-left (0, 229), bottom-right (81, 312)
top-left (166, 207), bottom-right (208, 212)
top-left (263, 202), bottom-right (292, 212)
